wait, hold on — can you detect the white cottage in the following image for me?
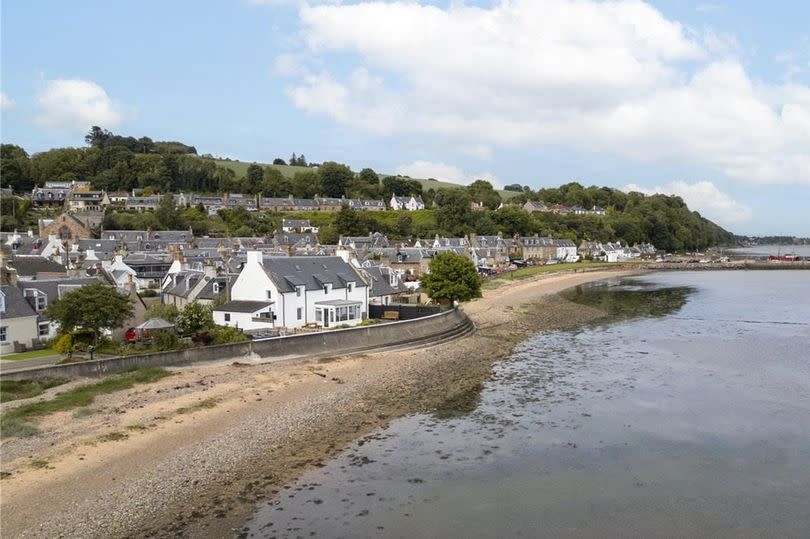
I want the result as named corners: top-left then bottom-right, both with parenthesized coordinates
top-left (214, 252), bottom-right (369, 331)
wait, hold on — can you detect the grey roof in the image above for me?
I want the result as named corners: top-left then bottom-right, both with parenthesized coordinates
top-left (314, 299), bottom-right (363, 307)
top-left (282, 219), bottom-right (312, 228)
top-left (274, 232), bottom-right (318, 247)
top-left (17, 278), bottom-right (100, 301)
top-left (6, 256), bottom-right (67, 277)
top-left (196, 275), bottom-right (234, 300)
top-left (136, 318), bottom-right (175, 330)
top-left (368, 248), bottom-right (432, 264)
top-left (213, 300), bottom-right (273, 313)
top-left (261, 256), bottom-right (366, 293)
top-left (0, 285), bottom-right (38, 319)
top-left (362, 266), bottom-right (401, 297)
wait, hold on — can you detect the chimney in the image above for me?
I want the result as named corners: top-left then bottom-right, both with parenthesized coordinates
top-left (246, 250), bottom-right (263, 266)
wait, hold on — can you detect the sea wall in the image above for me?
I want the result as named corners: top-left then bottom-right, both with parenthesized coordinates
top-left (1, 308), bottom-right (472, 382)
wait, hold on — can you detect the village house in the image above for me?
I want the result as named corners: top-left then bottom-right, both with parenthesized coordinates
top-left (361, 265), bottom-right (406, 305)
top-left (67, 191), bottom-right (110, 212)
top-left (125, 196), bottom-right (161, 211)
top-left (316, 197), bottom-right (343, 212)
top-left (214, 253), bottom-right (369, 331)
top-left (522, 200), bottom-right (548, 213)
top-left (517, 236), bottom-right (557, 261)
top-left (389, 194), bottom-right (425, 211)
top-left (553, 239), bottom-right (579, 261)
top-left (282, 219), bottom-right (319, 233)
top-left (0, 284), bottom-right (40, 353)
top-left (345, 198), bottom-right (386, 211)
top-left (225, 193), bottom-right (258, 212)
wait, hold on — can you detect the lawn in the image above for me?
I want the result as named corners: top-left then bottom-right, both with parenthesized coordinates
top-left (0, 349), bottom-right (58, 361)
top-left (482, 262), bottom-right (614, 288)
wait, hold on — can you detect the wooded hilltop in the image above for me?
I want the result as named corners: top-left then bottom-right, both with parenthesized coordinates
top-left (1, 127), bottom-right (736, 252)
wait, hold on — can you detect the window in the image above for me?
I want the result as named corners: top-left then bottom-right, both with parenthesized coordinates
top-left (323, 285), bottom-right (328, 295)
top-left (0, 326), bottom-right (7, 342)
top-left (38, 323), bottom-right (50, 337)
top-left (36, 296), bottom-right (46, 311)
top-left (347, 283), bottom-right (353, 293)
top-left (266, 290), bottom-right (272, 299)
top-left (224, 313), bottom-right (231, 322)
top-left (296, 286), bottom-right (302, 297)
top-left (297, 307), bottom-right (302, 320)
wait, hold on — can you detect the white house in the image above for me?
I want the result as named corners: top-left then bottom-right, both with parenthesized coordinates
top-left (214, 252), bottom-right (369, 331)
top-left (282, 219), bottom-right (319, 233)
top-left (553, 239), bottom-right (579, 262)
top-left (389, 195), bottom-right (425, 211)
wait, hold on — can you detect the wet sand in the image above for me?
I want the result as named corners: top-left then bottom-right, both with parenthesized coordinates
top-left (0, 268), bottom-right (638, 538)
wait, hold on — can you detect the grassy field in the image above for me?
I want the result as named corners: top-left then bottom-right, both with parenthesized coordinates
top-left (207, 158), bottom-right (520, 199)
top-left (0, 349), bottom-right (58, 361)
top-left (482, 262), bottom-right (614, 288)
top-left (0, 367), bottom-right (172, 438)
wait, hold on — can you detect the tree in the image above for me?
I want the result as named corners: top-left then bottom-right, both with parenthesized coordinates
top-left (155, 193), bottom-right (184, 229)
top-left (145, 303), bottom-right (180, 324)
top-left (318, 161), bottom-right (353, 197)
top-left (420, 252), bottom-right (482, 303)
top-left (0, 144), bottom-right (34, 192)
top-left (359, 168), bottom-right (379, 185)
top-left (45, 283), bottom-right (134, 345)
top-left (246, 163), bottom-right (264, 188)
top-left (273, 158), bottom-right (286, 165)
top-left (176, 301), bottom-right (214, 335)
top-left (85, 126), bottom-right (112, 148)
top-left (467, 179), bottom-right (501, 210)
top-left (334, 206), bottom-right (367, 236)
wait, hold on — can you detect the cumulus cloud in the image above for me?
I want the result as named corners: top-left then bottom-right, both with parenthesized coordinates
top-left (396, 160), bottom-right (502, 188)
top-left (280, 0), bottom-right (810, 186)
top-left (625, 180), bottom-right (752, 227)
top-left (35, 79), bottom-right (123, 132)
top-left (0, 92), bottom-right (13, 110)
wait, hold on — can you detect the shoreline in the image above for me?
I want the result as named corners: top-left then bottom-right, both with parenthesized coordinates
top-left (0, 267), bottom-right (640, 538)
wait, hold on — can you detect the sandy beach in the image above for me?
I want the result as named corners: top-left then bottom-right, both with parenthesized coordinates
top-left (0, 267), bottom-right (639, 538)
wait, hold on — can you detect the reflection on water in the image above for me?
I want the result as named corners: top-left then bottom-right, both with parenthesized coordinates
top-left (244, 271), bottom-right (810, 539)
top-left (561, 278), bottom-right (695, 323)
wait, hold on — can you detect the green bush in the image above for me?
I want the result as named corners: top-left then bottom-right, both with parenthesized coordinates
top-left (209, 326), bottom-right (249, 344)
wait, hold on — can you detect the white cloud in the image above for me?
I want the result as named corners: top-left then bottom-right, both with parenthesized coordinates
top-left (395, 160), bottom-right (502, 188)
top-left (35, 79), bottom-right (123, 132)
top-left (281, 0), bottom-right (810, 186)
top-left (0, 92), bottom-right (13, 110)
top-left (625, 180), bottom-right (752, 227)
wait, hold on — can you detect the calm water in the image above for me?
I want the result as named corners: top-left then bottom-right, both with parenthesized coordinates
top-left (729, 244), bottom-right (810, 257)
top-left (245, 271), bottom-right (810, 538)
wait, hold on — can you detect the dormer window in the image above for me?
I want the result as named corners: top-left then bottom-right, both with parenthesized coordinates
top-left (347, 283), bottom-right (353, 293)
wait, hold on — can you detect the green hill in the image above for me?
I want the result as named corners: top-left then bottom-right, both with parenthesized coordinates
top-left (208, 158), bottom-right (520, 199)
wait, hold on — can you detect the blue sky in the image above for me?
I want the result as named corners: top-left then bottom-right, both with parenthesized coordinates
top-left (2, 0), bottom-right (808, 236)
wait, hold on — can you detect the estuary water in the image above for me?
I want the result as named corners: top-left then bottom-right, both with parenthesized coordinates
top-left (245, 271), bottom-right (810, 538)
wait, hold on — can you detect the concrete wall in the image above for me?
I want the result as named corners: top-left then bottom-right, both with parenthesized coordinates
top-left (1, 308), bottom-right (471, 382)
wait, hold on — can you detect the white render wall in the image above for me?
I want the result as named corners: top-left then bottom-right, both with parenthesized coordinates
top-left (229, 252), bottom-right (370, 330)
top-left (213, 309), bottom-right (274, 331)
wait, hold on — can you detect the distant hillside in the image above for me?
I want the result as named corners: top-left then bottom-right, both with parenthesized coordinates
top-left (208, 158), bottom-right (521, 199)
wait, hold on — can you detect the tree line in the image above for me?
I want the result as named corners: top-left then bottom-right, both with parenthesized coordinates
top-left (0, 127), bottom-right (736, 251)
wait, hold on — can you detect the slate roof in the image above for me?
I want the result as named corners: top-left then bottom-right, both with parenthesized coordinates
top-left (6, 256), bottom-right (67, 277)
top-left (0, 284), bottom-right (38, 319)
top-left (362, 266), bottom-right (402, 297)
top-left (261, 256), bottom-right (366, 293)
top-left (17, 278), bottom-right (100, 302)
top-left (213, 300), bottom-right (273, 313)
